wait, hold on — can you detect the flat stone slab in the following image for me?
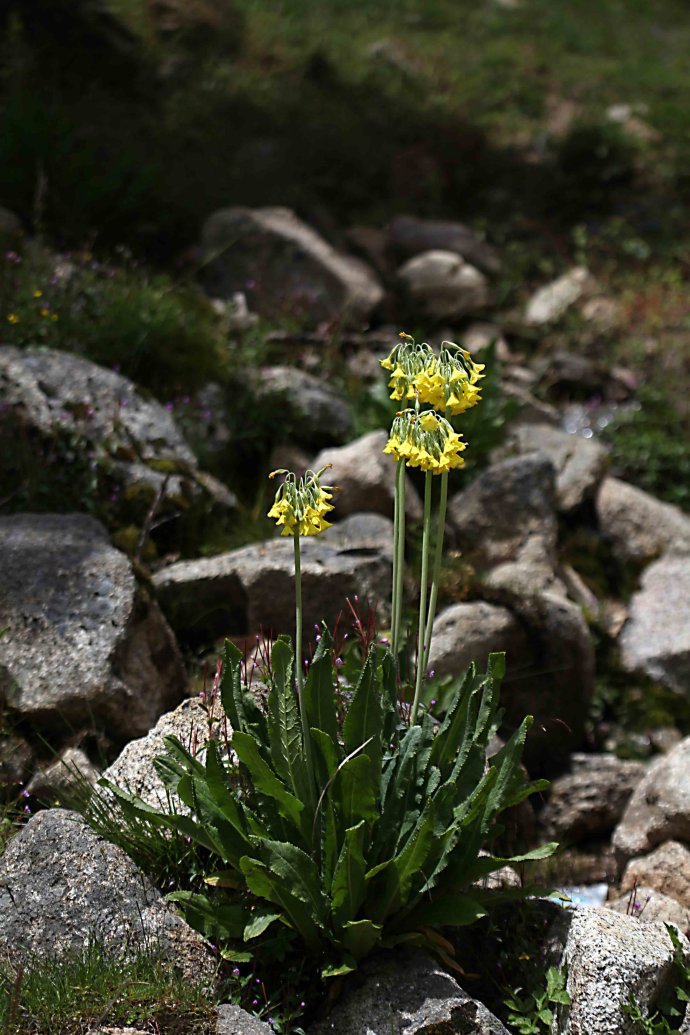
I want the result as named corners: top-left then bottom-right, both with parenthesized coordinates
top-left (153, 512), bottom-right (393, 644)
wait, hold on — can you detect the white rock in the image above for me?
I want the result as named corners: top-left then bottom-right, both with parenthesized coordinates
top-left (397, 250), bottom-right (489, 321)
top-left (525, 267), bottom-right (593, 326)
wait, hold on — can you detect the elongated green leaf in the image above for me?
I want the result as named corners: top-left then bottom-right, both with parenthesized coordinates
top-left (372, 723), bottom-right (424, 863)
top-left (220, 639), bottom-right (246, 731)
top-left (363, 858), bottom-right (400, 923)
top-left (482, 716), bottom-right (533, 836)
top-left (473, 653), bottom-right (505, 746)
top-left (101, 781), bottom-right (224, 854)
top-left (231, 730), bottom-right (304, 832)
top-left (321, 959), bottom-right (357, 979)
top-left (268, 638), bottom-right (307, 802)
top-left (204, 869), bottom-right (243, 889)
top-left (167, 890), bottom-right (248, 940)
top-left (392, 798), bottom-right (436, 903)
top-left (343, 646), bottom-right (383, 788)
top-left (341, 919), bottom-right (382, 959)
top-left (331, 821), bottom-right (367, 927)
top-left (320, 793), bottom-right (339, 895)
top-left (378, 649), bottom-right (400, 747)
top-left (240, 857), bottom-right (324, 950)
top-left (204, 740), bottom-right (248, 835)
top-left (464, 842), bottom-right (558, 884)
top-left (302, 653), bottom-right (339, 746)
top-left (398, 891), bottom-right (487, 932)
top-left (429, 665), bottom-right (476, 774)
top-left (160, 734), bottom-right (207, 778)
top-left (311, 727), bottom-right (342, 786)
top-left (255, 838), bottom-right (331, 924)
top-left (244, 910), bottom-right (282, 940)
top-left (332, 753), bottom-right (378, 832)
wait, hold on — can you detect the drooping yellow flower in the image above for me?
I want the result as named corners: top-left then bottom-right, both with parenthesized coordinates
top-left (384, 409), bottom-right (466, 474)
top-left (268, 467), bottom-right (336, 537)
top-left (380, 334), bottom-right (435, 401)
top-left (414, 342), bottom-right (485, 416)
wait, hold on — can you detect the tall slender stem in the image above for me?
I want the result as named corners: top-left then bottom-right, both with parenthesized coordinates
top-left (411, 471), bottom-right (433, 724)
top-left (392, 458), bottom-right (406, 660)
top-left (293, 533), bottom-right (316, 815)
top-left (294, 532), bottom-right (303, 696)
top-left (422, 469), bottom-right (448, 676)
top-left (391, 457), bottom-right (400, 654)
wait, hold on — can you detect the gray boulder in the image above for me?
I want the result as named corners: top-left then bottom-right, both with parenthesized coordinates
top-left (553, 907), bottom-right (688, 1035)
top-left (308, 950), bottom-right (509, 1034)
top-left (539, 753), bottom-right (645, 843)
top-left (27, 746), bottom-right (101, 803)
top-left (429, 594), bottom-right (594, 769)
top-left (201, 206), bottom-right (383, 327)
top-left (607, 886), bottom-right (690, 930)
top-left (312, 430), bottom-right (422, 521)
top-left (0, 513), bottom-right (187, 739)
top-left (619, 553), bottom-right (690, 694)
top-left (101, 696), bottom-right (224, 810)
top-left (387, 215), bottom-right (501, 274)
top-left (153, 513), bottom-right (393, 644)
top-left (0, 346), bottom-right (236, 523)
top-left (621, 841), bottom-right (690, 909)
top-left (217, 1005), bottom-right (275, 1034)
top-left (397, 250), bottom-right (489, 322)
top-left (0, 809), bottom-right (214, 980)
top-left (596, 477), bottom-right (690, 565)
top-left (448, 453), bottom-right (563, 596)
top-left (251, 366), bottom-right (352, 447)
top-left (500, 423), bottom-right (608, 512)
top-left (613, 737), bottom-right (690, 864)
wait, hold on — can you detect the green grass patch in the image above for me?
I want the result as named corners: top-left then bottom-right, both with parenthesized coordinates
top-left (0, 943), bottom-right (217, 1035)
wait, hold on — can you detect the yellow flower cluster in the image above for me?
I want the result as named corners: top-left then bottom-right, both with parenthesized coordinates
top-left (267, 468), bottom-right (336, 537)
top-left (380, 335), bottom-right (484, 415)
top-left (384, 410), bottom-right (467, 474)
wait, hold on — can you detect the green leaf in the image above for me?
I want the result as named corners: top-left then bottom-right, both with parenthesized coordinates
top-left (341, 919), bottom-right (382, 959)
top-left (343, 646), bottom-right (383, 788)
top-left (268, 638), bottom-right (308, 802)
top-left (302, 653), bottom-right (339, 746)
top-left (321, 959), bottom-right (357, 979)
top-left (244, 910), bottom-right (282, 940)
top-left (397, 891), bottom-right (487, 931)
top-left (256, 838), bottom-right (331, 926)
top-left (465, 842), bottom-right (559, 884)
top-left (240, 857), bottom-right (324, 950)
top-left (332, 753), bottom-right (379, 832)
top-left (231, 730), bottom-right (304, 832)
top-left (331, 821), bottom-right (367, 927)
top-left (167, 890), bottom-right (247, 940)
top-left (220, 639), bottom-right (246, 730)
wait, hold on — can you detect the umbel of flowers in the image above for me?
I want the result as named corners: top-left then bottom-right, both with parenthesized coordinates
top-left (381, 332), bottom-right (484, 721)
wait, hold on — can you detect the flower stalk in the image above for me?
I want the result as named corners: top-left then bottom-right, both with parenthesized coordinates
top-left (411, 471), bottom-right (433, 724)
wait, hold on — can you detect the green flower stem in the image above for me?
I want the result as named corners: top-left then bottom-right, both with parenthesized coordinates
top-left (411, 471), bottom-right (433, 724)
top-left (422, 468), bottom-right (448, 677)
top-left (392, 458), bottom-right (406, 660)
top-left (294, 532), bottom-right (303, 696)
top-left (294, 534), bottom-right (316, 815)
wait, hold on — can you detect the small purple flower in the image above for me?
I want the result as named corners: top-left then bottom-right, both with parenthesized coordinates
top-left (335, 657), bottom-right (344, 667)
top-left (232, 967), bottom-right (240, 976)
